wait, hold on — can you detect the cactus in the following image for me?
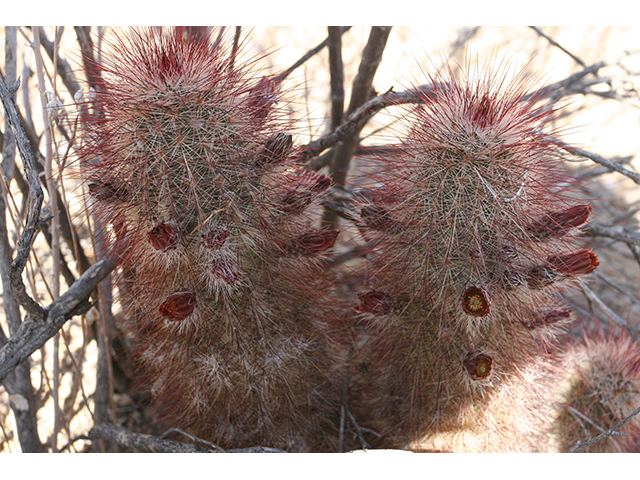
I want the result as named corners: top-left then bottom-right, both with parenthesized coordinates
top-left (552, 329), bottom-right (640, 452)
top-left (79, 27), bottom-right (341, 451)
top-left (347, 63), bottom-right (600, 451)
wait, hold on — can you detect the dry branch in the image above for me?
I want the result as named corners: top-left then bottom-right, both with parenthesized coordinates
top-left (584, 223), bottom-right (640, 247)
top-left (529, 26), bottom-right (587, 67)
top-left (0, 68), bottom-right (45, 318)
top-left (299, 84), bottom-right (437, 165)
top-left (88, 424), bottom-right (288, 453)
top-left (327, 26), bottom-right (392, 191)
top-left (568, 404), bottom-right (640, 452)
top-left (0, 257), bottom-right (115, 384)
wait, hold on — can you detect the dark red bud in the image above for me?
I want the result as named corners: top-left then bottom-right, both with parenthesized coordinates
top-left (527, 204), bottom-right (592, 240)
top-left (159, 292), bottom-right (196, 321)
top-left (355, 290), bottom-right (393, 315)
top-left (548, 249), bottom-right (599, 276)
top-left (212, 259), bottom-right (239, 284)
top-left (461, 286), bottom-right (491, 317)
top-left (291, 171), bottom-right (331, 193)
top-left (112, 214), bottom-right (128, 241)
top-left (205, 227), bottom-right (230, 249)
top-left (527, 309), bottom-right (572, 329)
top-left (247, 76), bottom-right (277, 118)
top-left (257, 132), bottom-right (293, 167)
top-left (290, 230), bottom-right (340, 255)
top-left (148, 222), bottom-right (180, 251)
top-left (528, 249), bottom-right (599, 289)
top-left (281, 191), bottom-right (312, 214)
top-left (463, 352), bottom-right (493, 380)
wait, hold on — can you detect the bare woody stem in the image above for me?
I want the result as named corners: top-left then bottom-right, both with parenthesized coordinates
top-left (0, 25), bottom-right (42, 454)
top-left (0, 257), bottom-right (116, 384)
top-left (327, 26), bottom-right (345, 130)
top-left (0, 68), bottom-right (45, 318)
top-left (88, 424), bottom-right (289, 453)
top-left (299, 84), bottom-right (438, 166)
top-left (327, 26), bottom-right (392, 191)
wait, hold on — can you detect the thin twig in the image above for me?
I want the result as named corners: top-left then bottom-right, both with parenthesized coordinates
top-left (584, 223), bottom-right (640, 247)
top-left (229, 26), bottom-right (241, 72)
top-left (328, 26), bottom-right (392, 189)
top-left (525, 61), bottom-right (606, 102)
top-left (298, 84), bottom-right (436, 164)
top-left (276, 27), bottom-right (352, 84)
top-left (579, 282), bottom-right (640, 343)
top-left (328, 26), bottom-right (345, 130)
top-left (595, 272), bottom-right (640, 307)
top-left (74, 27), bottom-right (101, 93)
top-left (529, 26), bottom-right (586, 67)
top-left (568, 404), bottom-right (640, 452)
top-left (160, 428), bottom-right (226, 452)
top-left (551, 137), bottom-right (640, 185)
top-left (35, 26), bottom-right (81, 97)
top-left (344, 399), bottom-right (371, 450)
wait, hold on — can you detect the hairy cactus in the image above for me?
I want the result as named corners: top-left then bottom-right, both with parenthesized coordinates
top-left (552, 330), bottom-right (640, 452)
top-left (78, 27), bottom-right (341, 451)
top-left (347, 64), bottom-right (600, 451)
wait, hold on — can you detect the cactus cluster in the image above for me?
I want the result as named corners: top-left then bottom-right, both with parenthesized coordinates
top-left (80, 27), bottom-right (340, 451)
top-left (76, 28), bottom-right (640, 452)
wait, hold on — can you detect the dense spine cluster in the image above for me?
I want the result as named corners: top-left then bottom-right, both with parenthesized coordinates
top-left (553, 331), bottom-right (640, 452)
top-left (80, 28), bottom-right (340, 451)
top-left (348, 65), bottom-right (600, 451)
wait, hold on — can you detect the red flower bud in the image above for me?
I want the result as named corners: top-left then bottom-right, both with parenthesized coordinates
top-left (548, 248), bottom-right (599, 276)
top-left (463, 352), bottom-right (493, 380)
top-left (290, 230), bottom-right (340, 255)
top-left (148, 222), bottom-right (181, 251)
top-left (461, 286), bottom-right (491, 317)
top-left (159, 292), bottom-right (196, 321)
top-left (355, 290), bottom-right (393, 315)
top-left (247, 76), bottom-right (277, 118)
top-left (527, 249), bottom-right (599, 289)
top-left (281, 191), bottom-right (312, 214)
top-left (88, 180), bottom-right (124, 202)
top-left (527, 204), bottom-right (592, 240)
top-left (257, 132), bottom-right (293, 167)
top-left (309, 174), bottom-right (331, 193)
